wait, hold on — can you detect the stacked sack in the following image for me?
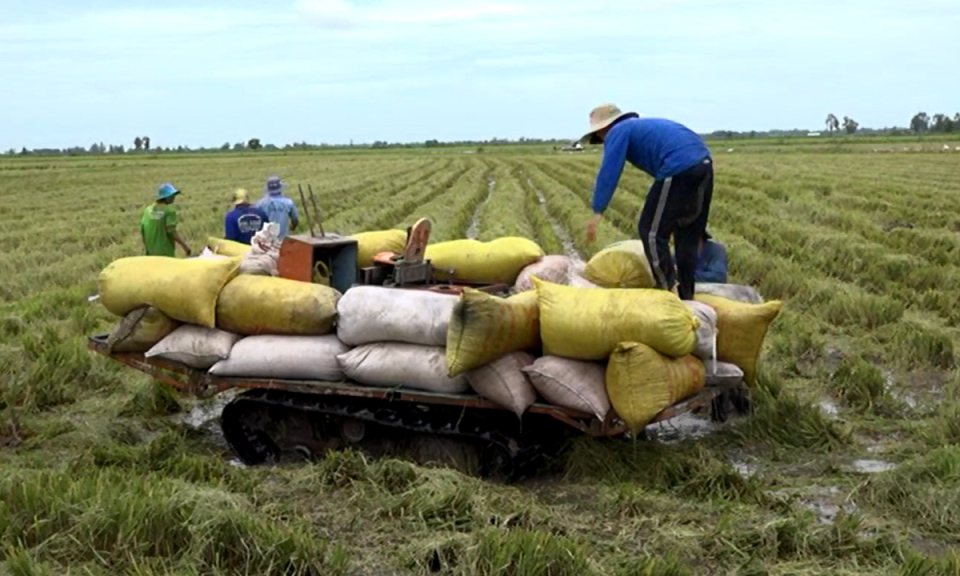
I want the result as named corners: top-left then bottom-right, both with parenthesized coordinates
top-left (334, 285), bottom-right (467, 393)
top-left (495, 242), bottom-right (782, 432)
top-left (97, 228), bottom-right (781, 435)
top-left (98, 244), bottom-right (346, 380)
top-left (445, 288), bottom-right (542, 416)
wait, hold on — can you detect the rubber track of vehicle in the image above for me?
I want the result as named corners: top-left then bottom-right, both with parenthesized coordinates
top-left (219, 388), bottom-right (557, 481)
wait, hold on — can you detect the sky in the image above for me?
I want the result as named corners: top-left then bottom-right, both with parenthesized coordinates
top-left (1, 0), bottom-right (958, 150)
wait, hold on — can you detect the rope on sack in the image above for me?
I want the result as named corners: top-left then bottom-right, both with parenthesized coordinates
top-left (711, 331), bottom-right (718, 377)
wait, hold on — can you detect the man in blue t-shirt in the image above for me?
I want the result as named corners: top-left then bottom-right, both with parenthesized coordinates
top-left (224, 188), bottom-right (269, 244)
top-left (582, 103), bottom-right (713, 301)
top-left (255, 175), bottom-right (299, 239)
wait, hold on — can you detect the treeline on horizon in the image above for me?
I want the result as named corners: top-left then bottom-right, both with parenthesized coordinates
top-left (5, 111), bottom-right (959, 157)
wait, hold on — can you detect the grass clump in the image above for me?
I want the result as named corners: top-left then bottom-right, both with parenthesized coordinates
top-left (0, 466), bottom-right (348, 575)
top-left (829, 355), bottom-right (890, 414)
top-left (407, 528), bottom-right (592, 576)
top-left (612, 555), bottom-right (693, 576)
top-left (704, 507), bottom-right (901, 571)
top-left (560, 438), bottom-right (764, 503)
top-left (913, 380), bottom-right (960, 446)
top-left (820, 290), bottom-right (905, 329)
top-left (899, 549), bottom-right (960, 576)
top-left (384, 468), bottom-right (478, 529)
top-left (884, 322), bottom-right (957, 370)
top-left (731, 375), bottom-right (848, 451)
top-left (467, 527), bottom-right (591, 576)
top-left (121, 380), bottom-right (184, 417)
top-left (67, 425), bottom-right (256, 493)
top-left (858, 446), bottom-right (960, 537)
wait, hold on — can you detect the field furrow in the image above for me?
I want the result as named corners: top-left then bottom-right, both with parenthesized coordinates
top-left (511, 163), bottom-right (566, 256)
top-left (323, 159), bottom-right (463, 232)
top-left (471, 164), bottom-right (538, 242)
top-left (396, 162), bottom-right (492, 242)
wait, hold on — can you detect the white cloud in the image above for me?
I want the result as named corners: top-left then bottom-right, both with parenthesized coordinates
top-left (296, 0), bottom-right (530, 29)
top-left (295, 0), bottom-right (362, 29)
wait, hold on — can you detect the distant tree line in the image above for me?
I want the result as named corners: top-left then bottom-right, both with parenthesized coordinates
top-left (4, 135), bottom-right (572, 156)
top-left (909, 112), bottom-right (960, 133)
top-left (6, 116), bottom-right (960, 157)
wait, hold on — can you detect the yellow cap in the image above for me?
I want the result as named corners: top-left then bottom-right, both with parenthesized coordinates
top-left (233, 188), bottom-right (249, 205)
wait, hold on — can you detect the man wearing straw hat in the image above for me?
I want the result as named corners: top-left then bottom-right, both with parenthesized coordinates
top-left (582, 103), bottom-right (713, 301)
top-left (255, 175), bottom-right (299, 240)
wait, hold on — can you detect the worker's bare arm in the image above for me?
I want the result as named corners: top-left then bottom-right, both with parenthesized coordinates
top-left (172, 232), bottom-right (192, 256)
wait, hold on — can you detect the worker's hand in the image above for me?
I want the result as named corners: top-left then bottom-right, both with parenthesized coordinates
top-left (585, 214), bottom-right (602, 244)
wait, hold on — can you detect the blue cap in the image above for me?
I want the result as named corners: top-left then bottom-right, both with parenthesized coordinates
top-left (157, 182), bottom-right (180, 200)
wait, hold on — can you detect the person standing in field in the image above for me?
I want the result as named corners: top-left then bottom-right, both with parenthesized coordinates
top-left (140, 182), bottom-right (192, 257)
top-left (224, 188), bottom-right (269, 244)
top-left (582, 103), bottom-right (713, 301)
top-left (255, 175), bottom-right (299, 239)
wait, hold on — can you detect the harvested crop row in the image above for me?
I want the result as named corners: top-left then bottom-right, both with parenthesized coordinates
top-left (395, 163), bottom-right (492, 241)
top-left (473, 164), bottom-right (539, 242)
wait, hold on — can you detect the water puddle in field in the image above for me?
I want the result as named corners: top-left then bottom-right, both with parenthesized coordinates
top-left (819, 398), bottom-right (839, 417)
top-left (523, 173), bottom-right (584, 266)
top-left (851, 459), bottom-right (895, 473)
top-left (171, 389), bottom-right (242, 449)
top-left (730, 459), bottom-right (756, 478)
top-left (643, 413), bottom-right (718, 443)
top-left (466, 173), bottom-right (496, 239)
top-left (770, 485), bottom-right (857, 524)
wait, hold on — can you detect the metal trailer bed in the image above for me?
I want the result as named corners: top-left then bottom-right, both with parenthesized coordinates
top-left (87, 333), bottom-right (746, 479)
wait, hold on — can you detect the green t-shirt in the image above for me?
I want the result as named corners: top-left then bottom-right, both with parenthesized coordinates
top-left (140, 203), bottom-right (179, 257)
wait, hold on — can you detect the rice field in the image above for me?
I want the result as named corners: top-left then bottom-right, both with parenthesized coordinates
top-left (3, 139), bottom-right (960, 575)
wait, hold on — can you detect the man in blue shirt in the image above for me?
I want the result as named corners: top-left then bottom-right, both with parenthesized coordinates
top-left (255, 175), bottom-right (299, 239)
top-left (224, 188), bottom-right (269, 244)
top-left (582, 103), bottom-right (713, 301)
top-left (695, 230), bottom-right (728, 284)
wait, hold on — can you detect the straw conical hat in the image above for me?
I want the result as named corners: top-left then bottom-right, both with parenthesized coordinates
top-left (580, 103), bottom-right (638, 144)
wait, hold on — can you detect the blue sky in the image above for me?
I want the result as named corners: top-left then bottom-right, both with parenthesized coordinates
top-left (2, 0), bottom-right (958, 150)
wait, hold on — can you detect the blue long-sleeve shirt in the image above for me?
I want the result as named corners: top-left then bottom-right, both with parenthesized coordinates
top-left (591, 117), bottom-right (711, 214)
top-left (695, 239), bottom-right (728, 283)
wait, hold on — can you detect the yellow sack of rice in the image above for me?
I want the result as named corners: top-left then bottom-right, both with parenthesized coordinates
top-left (693, 293), bottom-right (783, 386)
top-left (216, 275), bottom-right (340, 335)
top-left (446, 289), bottom-right (539, 376)
top-left (534, 278), bottom-right (698, 360)
top-left (106, 306), bottom-right (180, 353)
top-left (98, 255), bottom-right (240, 327)
top-left (207, 236), bottom-right (252, 257)
top-left (583, 240), bottom-right (654, 288)
top-left (426, 237), bottom-right (544, 285)
top-left (350, 229), bottom-right (407, 267)
top-left (606, 341), bottom-right (706, 433)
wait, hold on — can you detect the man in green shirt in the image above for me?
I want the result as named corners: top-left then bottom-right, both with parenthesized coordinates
top-left (140, 182), bottom-right (192, 257)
